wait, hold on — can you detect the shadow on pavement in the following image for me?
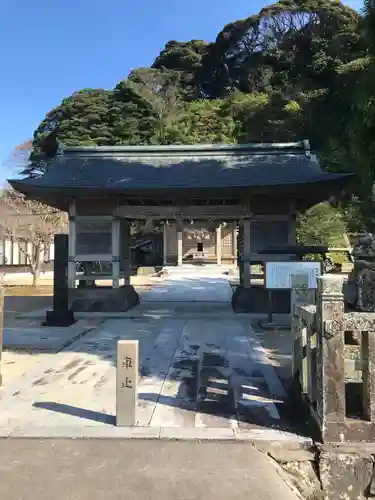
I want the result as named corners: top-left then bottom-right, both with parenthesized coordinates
top-left (33, 401), bottom-right (116, 425)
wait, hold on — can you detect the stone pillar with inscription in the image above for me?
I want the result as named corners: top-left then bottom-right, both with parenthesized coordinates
top-left (315, 274), bottom-right (346, 441)
top-left (116, 340), bottom-right (139, 426)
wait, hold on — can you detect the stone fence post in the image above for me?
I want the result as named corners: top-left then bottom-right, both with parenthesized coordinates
top-left (291, 273), bottom-right (315, 380)
top-left (362, 330), bottom-right (375, 422)
top-left (315, 274), bottom-right (345, 440)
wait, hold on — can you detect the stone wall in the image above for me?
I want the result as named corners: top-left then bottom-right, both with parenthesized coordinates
top-left (294, 273), bottom-right (375, 442)
top-left (264, 440), bottom-right (375, 500)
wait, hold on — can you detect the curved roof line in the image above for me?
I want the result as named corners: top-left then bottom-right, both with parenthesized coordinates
top-left (60, 140), bottom-right (311, 157)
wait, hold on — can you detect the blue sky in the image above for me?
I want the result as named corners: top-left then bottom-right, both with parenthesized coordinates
top-left (0, 0), bottom-right (364, 177)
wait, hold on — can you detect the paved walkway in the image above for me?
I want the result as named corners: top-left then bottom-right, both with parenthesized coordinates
top-left (0, 440), bottom-right (302, 500)
top-left (142, 266), bottom-right (233, 302)
top-left (0, 266), bottom-right (302, 439)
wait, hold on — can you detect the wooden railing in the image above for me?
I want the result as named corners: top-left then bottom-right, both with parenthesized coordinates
top-left (293, 274), bottom-right (375, 442)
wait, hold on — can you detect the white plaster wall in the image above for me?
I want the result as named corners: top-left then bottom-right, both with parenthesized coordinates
top-left (0, 240), bottom-right (55, 266)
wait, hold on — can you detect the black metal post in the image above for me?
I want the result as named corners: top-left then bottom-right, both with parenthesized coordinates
top-left (267, 290), bottom-right (273, 324)
top-left (45, 234), bottom-right (75, 326)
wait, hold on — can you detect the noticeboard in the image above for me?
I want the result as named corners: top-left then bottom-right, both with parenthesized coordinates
top-left (265, 261), bottom-right (322, 290)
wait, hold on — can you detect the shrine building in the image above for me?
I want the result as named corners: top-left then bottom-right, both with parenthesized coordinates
top-left (9, 140), bottom-right (354, 312)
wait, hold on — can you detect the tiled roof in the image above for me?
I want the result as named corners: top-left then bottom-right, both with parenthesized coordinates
top-left (8, 142), bottom-right (354, 191)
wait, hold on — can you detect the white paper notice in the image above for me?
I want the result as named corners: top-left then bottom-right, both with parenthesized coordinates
top-left (265, 261), bottom-right (322, 289)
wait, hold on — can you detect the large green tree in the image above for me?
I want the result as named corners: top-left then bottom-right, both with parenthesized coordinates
top-left (346, 0), bottom-right (375, 185)
top-left (197, 0), bottom-right (361, 98)
top-left (152, 40), bottom-right (209, 99)
top-left (26, 0), bottom-right (367, 199)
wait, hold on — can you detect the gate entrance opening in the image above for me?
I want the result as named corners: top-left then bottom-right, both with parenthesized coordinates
top-left (9, 141), bottom-right (353, 313)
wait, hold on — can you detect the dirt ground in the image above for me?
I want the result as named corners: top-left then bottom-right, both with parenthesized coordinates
top-left (3, 283), bottom-right (153, 327)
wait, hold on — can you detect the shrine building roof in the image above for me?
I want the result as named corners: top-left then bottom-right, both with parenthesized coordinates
top-left (8, 141), bottom-right (354, 209)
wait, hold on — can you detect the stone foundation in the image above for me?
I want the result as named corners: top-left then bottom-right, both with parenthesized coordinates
top-left (69, 286), bottom-right (140, 312)
top-left (356, 261), bottom-right (375, 312)
top-left (231, 286), bottom-right (290, 313)
top-left (346, 260), bottom-right (375, 311)
top-left (270, 442), bottom-right (375, 500)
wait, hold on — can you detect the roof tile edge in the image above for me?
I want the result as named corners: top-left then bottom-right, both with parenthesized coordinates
top-left (60, 141), bottom-right (311, 157)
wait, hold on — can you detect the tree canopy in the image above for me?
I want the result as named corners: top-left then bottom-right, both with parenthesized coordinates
top-left (22, 0), bottom-right (375, 232)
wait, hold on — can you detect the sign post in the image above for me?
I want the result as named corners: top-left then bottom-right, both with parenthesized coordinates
top-left (264, 261), bottom-right (322, 326)
top-left (265, 261), bottom-right (322, 290)
top-left (116, 340), bottom-right (138, 426)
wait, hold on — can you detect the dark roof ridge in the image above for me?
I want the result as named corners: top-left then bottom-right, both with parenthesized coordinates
top-left (60, 140), bottom-right (311, 157)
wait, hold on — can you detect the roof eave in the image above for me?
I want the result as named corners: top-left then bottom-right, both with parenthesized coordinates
top-left (8, 173), bottom-right (355, 206)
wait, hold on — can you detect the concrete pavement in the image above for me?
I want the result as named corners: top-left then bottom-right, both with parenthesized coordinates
top-left (0, 440), bottom-right (302, 500)
top-left (0, 265), bottom-right (304, 437)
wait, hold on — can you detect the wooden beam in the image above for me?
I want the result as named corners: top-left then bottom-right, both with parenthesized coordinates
top-left (163, 222), bottom-right (168, 265)
top-left (243, 219), bottom-right (251, 289)
top-left (177, 228), bottom-right (183, 266)
top-left (118, 205), bottom-right (251, 219)
top-left (68, 201), bottom-right (76, 288)
top-left (112, 219), bottom-right (120, 288)
top-left (216, 224), bottom-right (222, 265)
top-left (117, 205), bottom-right (292, 221)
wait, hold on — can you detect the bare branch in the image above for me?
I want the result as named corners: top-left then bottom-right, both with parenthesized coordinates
top-left (0, 190), bottom-right (67, 283)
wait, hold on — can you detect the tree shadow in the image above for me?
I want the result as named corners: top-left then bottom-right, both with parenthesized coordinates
top-left (2, 276), bottom-right (311, 438)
